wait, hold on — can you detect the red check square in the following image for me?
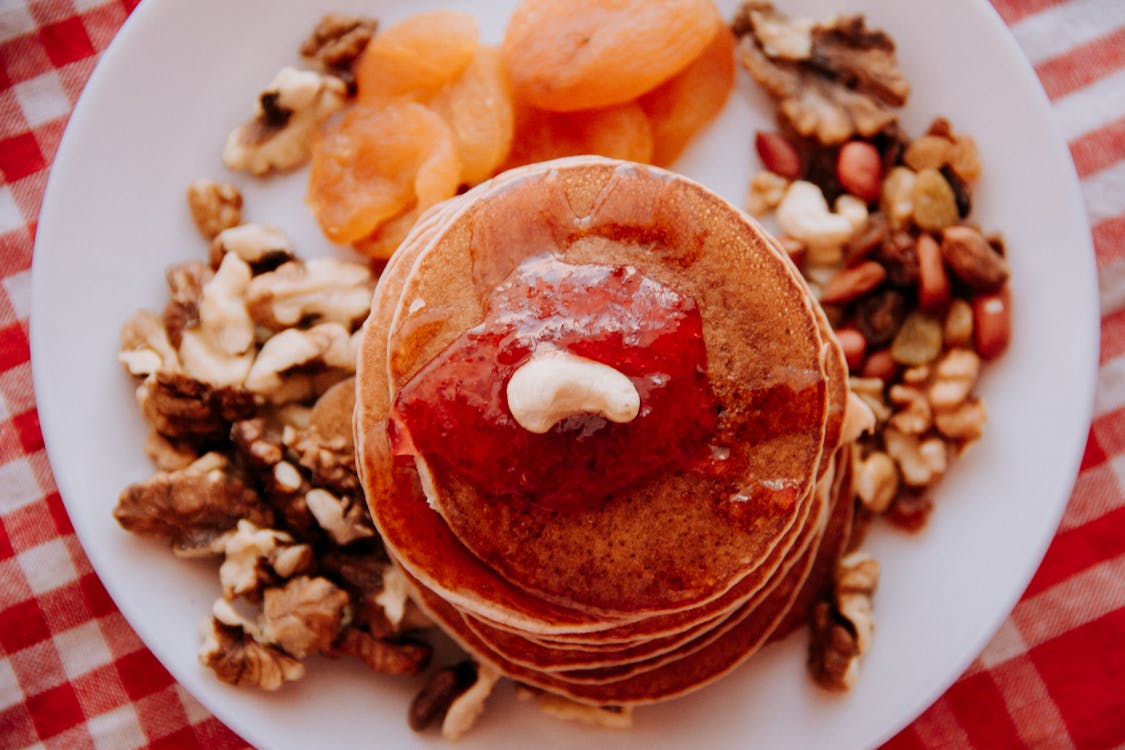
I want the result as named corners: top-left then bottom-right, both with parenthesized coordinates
top-left (11, 409), bottom-right (42, 453)
top-left (26, 682), bottom-right (86, 740)
top-left (0, 134), bottom-right (46, 184)
top-left (115, 649), bottom-right (175, 702)
top-left (0, 598), bottom-right (51, 652)
top-left (38, 17), bottom-right (95, 69)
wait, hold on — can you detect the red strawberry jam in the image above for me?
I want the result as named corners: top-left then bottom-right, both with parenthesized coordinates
top-left (388, 254), bottom-right (718, 510)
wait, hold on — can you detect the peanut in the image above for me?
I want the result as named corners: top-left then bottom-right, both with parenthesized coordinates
top-left (880, 166), bottom-right (916, 229)
top-left (943, 298), bottom-right (974, 348)
top-left (861, 348), bottom-right (898, 381)
top-left (972, 287), bottom-right (1011, 359)
top-left (819, 261), bottom-right (887, 304)
top-left (755, 131), bottom-right (802, 180)
top-left (854, 451), bottom-right (898, 513)
top-left (916, 233), bottom-right (951, 312)
top-left (949, 134), bottom-right (982, 182)
top-left (836, 328), bottom-right (867, 372)
top-left (837, 141), bottom-right (883, 203)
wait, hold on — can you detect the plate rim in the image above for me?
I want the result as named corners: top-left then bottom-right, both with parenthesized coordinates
top-left (28, 0), bottom-right (1100, 747)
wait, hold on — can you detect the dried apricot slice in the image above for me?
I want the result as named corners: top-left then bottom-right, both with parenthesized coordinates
top-left (307, 101), bottom-right (461, 247)
top-left (353, 204), bottom-right (428, 260)
top-left (502, 101), bottom-right (654, 169)
top-left (429, 46), bottom-right (515, 186)
top-left (501, 0), bottom-right (722, 112)
top-left (355, 10), bottom-right (480, 103)
top-left (639, 23), bottom-right (735, 166)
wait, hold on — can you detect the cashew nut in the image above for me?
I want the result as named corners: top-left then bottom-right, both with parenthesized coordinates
top-left (506, 349), bottom-right (640, 434)
top-left (835, 193), bottom-right (869, 232)
top-left (840, 390), bottom-right (876, 444)
top-left (776, 180), bottom-right (857, 264)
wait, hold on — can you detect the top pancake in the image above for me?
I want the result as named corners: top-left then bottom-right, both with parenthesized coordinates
top-left (379, 157), bottom-right (833, 616)
top-left (356, 193), bottom-right (640, 634)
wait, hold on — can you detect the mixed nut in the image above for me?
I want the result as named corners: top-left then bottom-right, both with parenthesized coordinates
top-left (736, 1), bottom-right (1011, 690)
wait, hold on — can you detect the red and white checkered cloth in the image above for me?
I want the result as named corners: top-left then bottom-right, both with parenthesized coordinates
top-left (1, 0), bottom-right (1122, 747)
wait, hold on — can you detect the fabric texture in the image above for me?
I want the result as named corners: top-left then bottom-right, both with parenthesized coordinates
top-left (1, 0), bottom-right (1122, 747)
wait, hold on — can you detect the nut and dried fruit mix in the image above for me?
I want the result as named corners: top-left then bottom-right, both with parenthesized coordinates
top-left (735, 2), bottom-right (1011, 685)
top-left (113, 0), bottom-right (1010, 738)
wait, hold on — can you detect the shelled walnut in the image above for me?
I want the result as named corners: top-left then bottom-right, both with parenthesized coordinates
top-left (114, 453), bottom-right (273, 554)
top-left (408, 661), bottom-right (501, 740)
top-left (300, 14), bottom-right (377, 76)
top-left (259, 576), bottom-right (350, 658)
top-left (333, 628), bottom-right (432, 676)
top-left (199, 600), bottom-right (305, 691)
top-left (733, 2), bottom-right (909, 145)
top-left (115, 179), bottom-right (443, 703)
top-left (808, 552), bottom-right (880, 690)
top-left (187, 180), bottom-right (242, 239)
top-left (223, 67), bottom-right (348, 175)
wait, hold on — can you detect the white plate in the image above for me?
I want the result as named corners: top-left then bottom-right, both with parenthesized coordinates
top-left (31, 0), bottom-right (1097, 748)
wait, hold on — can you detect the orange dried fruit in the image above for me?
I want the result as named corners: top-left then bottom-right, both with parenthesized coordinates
top-left (502, 101), bottom-right (654, 170)
top-left (639, 23), bottom-right (735, 166)
top-left (501, 0), bottom-right (722, 112)
top-left (355, 10), bottom-right (480, 103)
top-left (353, 204), bottom-right (428, 260)
top-left (430, 45), bottom-right (515, 186)
top-left (307, 101), bottom-right (461, 248)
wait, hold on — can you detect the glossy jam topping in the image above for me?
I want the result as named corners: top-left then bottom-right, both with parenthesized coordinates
top-left (389, 254), bottom-right (718, 509)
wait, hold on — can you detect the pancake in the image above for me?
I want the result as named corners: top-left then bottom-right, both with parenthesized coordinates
top-left (458, 453), bottom-right (835, 673)
top-left (398, 438), bottom-right (855, 704)
top-left (359, 247), bottom-right (822, 642)
top-left (503, 461), bottom-right (834, 682)
top-left (381, 157), bottom-right (831, 616)
top-left (353, 156), bottom-right (857, 704)
top-left (400, 513), bottom-right (820, 705)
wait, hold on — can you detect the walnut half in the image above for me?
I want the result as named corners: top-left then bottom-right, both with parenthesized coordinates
top-left (114, 453), bottom-right (273, 554)
top-left (734, 2), bottom-right (909, 144)
top-left (300, 14), bottom-right (377, 75)
top-left (258, 576), bottom-right (350, 659)
top-left (187, 179), bottom-right (242, 240)
top-left (223, 67), bottom-right (347, 175)
top-left (808, 551), bottom-right (880, 691)
top-left (199, 599), bottom-right (305, 690)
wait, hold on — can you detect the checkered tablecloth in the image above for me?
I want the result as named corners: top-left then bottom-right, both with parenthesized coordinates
top-left (1, 0), bottom-right (1123, 748)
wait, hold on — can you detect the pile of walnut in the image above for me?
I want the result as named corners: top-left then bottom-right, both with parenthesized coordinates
top-left (733, 1), bottom-right (1011, 690)
top-left (114, 177), bottom-right (446, 688)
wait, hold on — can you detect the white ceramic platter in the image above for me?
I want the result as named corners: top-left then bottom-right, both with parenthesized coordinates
top-left (31, 0), bottom-right (1097, 748)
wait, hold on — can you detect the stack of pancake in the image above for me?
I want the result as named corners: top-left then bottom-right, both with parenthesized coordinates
top-left (355, 156), bottom-right (862, 705)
